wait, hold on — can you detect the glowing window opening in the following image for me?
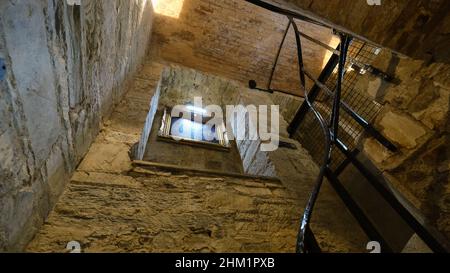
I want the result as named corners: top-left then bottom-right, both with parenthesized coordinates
top-left (158, 108), bottom-right (230, 149)
top-left (151, 0), bottom-right (184, 19)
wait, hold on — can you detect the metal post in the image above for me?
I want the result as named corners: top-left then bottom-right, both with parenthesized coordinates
top-left (268, 21), bottom-right (291, 90)
top-left (330, 34), bottom-right (351, 142)
top-left (290, 18), bottom-right (306, 88)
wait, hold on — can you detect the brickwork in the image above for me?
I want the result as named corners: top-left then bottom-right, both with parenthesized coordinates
top-left (150, 0), bottom-right (339, 96)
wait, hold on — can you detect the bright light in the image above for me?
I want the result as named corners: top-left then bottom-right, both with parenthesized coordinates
top-left (151, 0), bottom-right (184, 19)
top-left (321, 35), bottom-right (341, 69)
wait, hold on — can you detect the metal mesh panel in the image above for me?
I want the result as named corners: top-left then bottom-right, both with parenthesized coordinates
top-left (296, 40), bottom-right (382, 170)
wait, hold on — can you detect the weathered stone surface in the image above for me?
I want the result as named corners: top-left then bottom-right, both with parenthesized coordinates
top-left (157, 66), bottom-right (241, 108)
top-left (411, 87), bottom-right (450, 130)
top-left (363, 138), bottom-right (394, 165)
top-left (26, 62), bottom-right (369, 252)
top-left (361, 49), bottom-right (450, 242)
top-left (26, 70), bottom-right (302, 252)
top-left (379, 111), bottom-right (427, 149)
top-left (77, 142), bottom-right (133, 174)
top-left (0, 0), bottom-right (154, 251)
top-left (1, 0), bottom-right (64, 165)
top-left (141, 66), bottom-right (245, 174)
top-left (26, 169), bottom-right (301, 253)
top-left (269, 92), bottom-right (304, 124)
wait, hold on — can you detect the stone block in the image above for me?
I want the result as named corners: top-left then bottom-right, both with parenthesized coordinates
top-left (411, 87), bottom-right (450, 130)
top-left (45, 145), bottom-right (70, 204)
top-left (0, 0), bottom-right (154, 251)
top-left (379, 111), bottom-right (427, 149)
top-left (77, 142), bottom-right (133, 173)
top-left (363, 138), bottom-right (393, 166)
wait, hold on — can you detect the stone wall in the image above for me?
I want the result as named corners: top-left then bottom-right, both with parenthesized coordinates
top-left (27, 165), bottom-right (301, 253)
top-left (141, 66), bottom-right (245, 173)
top-left (360, 50), bottom-right (450, 241)
top-left (143, 109), bottom-right (245, 174)
top-left (269, 92), bottom-right (304, 124)
top-left (25, 60), bottom-right (372, 253)
top-left (139, 66), bottom-right (304, 175)
top-left (26, 61), bottom-right (302, 253)
top-left (150, 0), bottom-right (339, 96)
top-left (0, 0), bottom-right (154, 251)
top-left (232, 88), bottom-right (369, 252)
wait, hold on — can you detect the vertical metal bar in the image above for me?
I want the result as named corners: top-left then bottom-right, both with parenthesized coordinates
top-left (290, 18), bottom-right (306, 88)
top-left (267, 21), bottom-right (291, 90)
top-left (330, 34), bottom-right (351, 142)
top-left (304, 226), bottom-right (322, 253)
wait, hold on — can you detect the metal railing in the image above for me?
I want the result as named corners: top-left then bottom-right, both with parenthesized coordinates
top-left (245, 0), bottom-right (449, 253)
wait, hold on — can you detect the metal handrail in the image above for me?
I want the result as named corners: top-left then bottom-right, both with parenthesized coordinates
top-left (289, 18), bottom-right (335, 253)
top-left (244, 0), bottom-right (382, 48)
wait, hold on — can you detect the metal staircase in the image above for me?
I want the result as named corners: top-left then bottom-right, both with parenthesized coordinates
top-left (246, 0), bottom-right (449, 253)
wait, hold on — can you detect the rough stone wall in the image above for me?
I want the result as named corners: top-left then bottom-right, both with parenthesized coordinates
top-left (359, 50), bottom-right (450, 241)
top-left (269, 92), bottom-right (304, 124)
top-left (270, 0), bottom-right (450, 63)
top-left (27, 167), bottom-right (300, 253)
top-left (27, 165), bottom-right (298, 253)
top-left (0, 0), bottom-right (153, 251)
top-left (142, 66), bottom-right (245, 173)
top-left (26, 60), bottom-right (371, 253)
top-left (233, 88), bottom-right (369, 252)
top-left (147, 66), bottom-right (369, 252)
top-left (26, 61), bottom-right (302, 253)
top-left (157, 66), bottom-right (241, 109)
top-left (150, 0), bottom-right (339, 96)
